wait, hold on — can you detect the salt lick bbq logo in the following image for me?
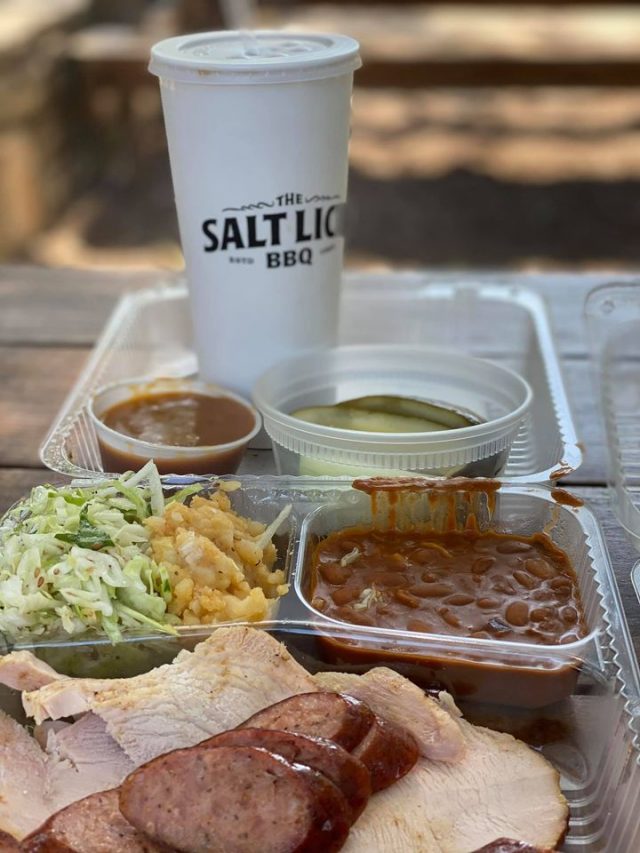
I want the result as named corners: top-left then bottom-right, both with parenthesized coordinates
top-left (202, 192), bottom-right (345, 268)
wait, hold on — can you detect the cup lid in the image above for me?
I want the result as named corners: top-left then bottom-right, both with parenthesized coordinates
top-left (149, 30), bottom-right (361, 85)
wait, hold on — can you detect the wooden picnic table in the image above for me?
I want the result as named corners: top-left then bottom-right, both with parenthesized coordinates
top-left (2, 264), bottom-right (640, 657)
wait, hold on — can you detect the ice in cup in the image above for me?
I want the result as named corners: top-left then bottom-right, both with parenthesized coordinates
top-left (149, 31), bottom-right (361, 398)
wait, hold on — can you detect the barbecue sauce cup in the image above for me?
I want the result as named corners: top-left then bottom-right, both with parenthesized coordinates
top-left (89, 377), bottom-right (261, 475)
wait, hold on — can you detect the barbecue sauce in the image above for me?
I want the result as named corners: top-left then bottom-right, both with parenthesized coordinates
top-left (98, 391), bottom-right (256, 475)
top-left (102, 392), bottom-right (255, 447)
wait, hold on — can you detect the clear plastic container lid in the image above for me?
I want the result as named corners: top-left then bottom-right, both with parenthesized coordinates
top-left (149, 30), bottom-right (362, 85)
top-left (252, 345), bottom-right (533, 476)
top-left (585, 283), bottom-right (640, 546)
top-left (38, 275), bottom-right (580, 482)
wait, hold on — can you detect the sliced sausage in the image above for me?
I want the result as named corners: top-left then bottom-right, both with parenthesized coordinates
top-left (21, 789), bottom-right (162, 853)
top-left (353, 714), bottom-right (420, 792)
top-left (119, 744), bottom-right (351, 853)
top-left (0, 831), bottom-right (20, 852)
top-left (240, 692), bottom-right (375, 751)
top-left (200, 727), bottom-right (371, 821)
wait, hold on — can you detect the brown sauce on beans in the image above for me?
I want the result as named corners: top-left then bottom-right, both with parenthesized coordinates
top-left (310, 527), bottom-right (587, 646)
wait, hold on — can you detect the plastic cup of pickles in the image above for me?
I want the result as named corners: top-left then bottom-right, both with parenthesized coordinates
top-left (252, 345), bottom-right (533, 478)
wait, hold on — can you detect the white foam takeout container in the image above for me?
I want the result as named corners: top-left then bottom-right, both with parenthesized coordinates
top-left (1, 477), bottom-right (639, 852)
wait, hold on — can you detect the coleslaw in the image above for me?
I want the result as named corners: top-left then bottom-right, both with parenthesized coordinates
top-left (0, 462), bottom-right (202, 642)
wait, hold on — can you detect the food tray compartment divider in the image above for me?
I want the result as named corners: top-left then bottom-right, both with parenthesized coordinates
top-left (5, 479), bottom-right (626, 680)
top-left (40, 273), bottom-right (582, 482)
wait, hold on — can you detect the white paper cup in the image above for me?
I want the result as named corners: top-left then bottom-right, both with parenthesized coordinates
top-left (149, 31), bottom-right (361, 398)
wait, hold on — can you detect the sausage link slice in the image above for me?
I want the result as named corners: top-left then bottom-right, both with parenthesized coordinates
top-left (119, 744), bottom-right (351, 853)
top-left (21, 789), bottom-right (162, 853)
top-left (0, 831), bottom-right (20, 852)
top-left (353, 714), bottom-right (419, 792)
top-left (240, 692), bottom-right (375, 751)
top-left (200, 727), bottom-right (371, 821)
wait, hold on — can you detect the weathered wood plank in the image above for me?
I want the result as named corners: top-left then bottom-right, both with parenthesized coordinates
top-left (2, 266), bottom-right (633, 356)
top-left (280, 5), bottom-right (640, 60)
top-left (0, 469), bottom-right (52, 511)
top-left (0, 347), bottom-right (84, 468)
top-left (0, 266), bottom-right (171, 346)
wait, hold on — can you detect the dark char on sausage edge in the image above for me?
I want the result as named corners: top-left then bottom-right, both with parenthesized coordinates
top-left (240, 692), bottom-right (375, 751)
top-left (199, 727), bottom-right (372, 821)
top-left (21, 788), bottom-right (162, 853)
top-left (119, 744), bottom-right (351, 853)
top-left (240, 691), bottom-right (419, 791)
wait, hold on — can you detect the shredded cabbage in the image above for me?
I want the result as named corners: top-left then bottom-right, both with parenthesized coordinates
top-left (0, 464), bottom-right (202, 643)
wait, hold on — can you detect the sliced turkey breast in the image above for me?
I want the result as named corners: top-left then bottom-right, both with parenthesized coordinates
top-left (45, 713), bottom-right (135, 807)
top-left (10, 627), bottom-right (567, 852)
top-left (23, 627), bottom-right (319, 764)
top-left (0, 651), bottom-right (64, 691)
top-left (34, 720), bottom-right (70, 750)
top-left (343, 718), bottom-right (568, 853)
top-left (22, 674), bottom-right (106, 722)
top-left (0, 710), bottom-right (50, 839)
top-left (314, 668), bottom-right (465, 762)
top-left (21, 629), bottom-right (469, 770)
top-left (0, 710), bottom-right (135, 840)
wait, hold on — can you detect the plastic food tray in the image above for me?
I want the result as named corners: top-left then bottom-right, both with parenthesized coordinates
top-left (39, 272), bottom-right (582, 482)
top-left (1, 477), bottom-right (638, 852)
top-left (586, 284), bottom-right (640, 542)
top-left (585, 283), bottom-right (640, 614)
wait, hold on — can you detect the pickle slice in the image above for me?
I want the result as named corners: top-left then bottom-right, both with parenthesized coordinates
top-left (290, 406), bottom-right (448, 433)
top-left (339, 395), bottom-right (476, 430)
